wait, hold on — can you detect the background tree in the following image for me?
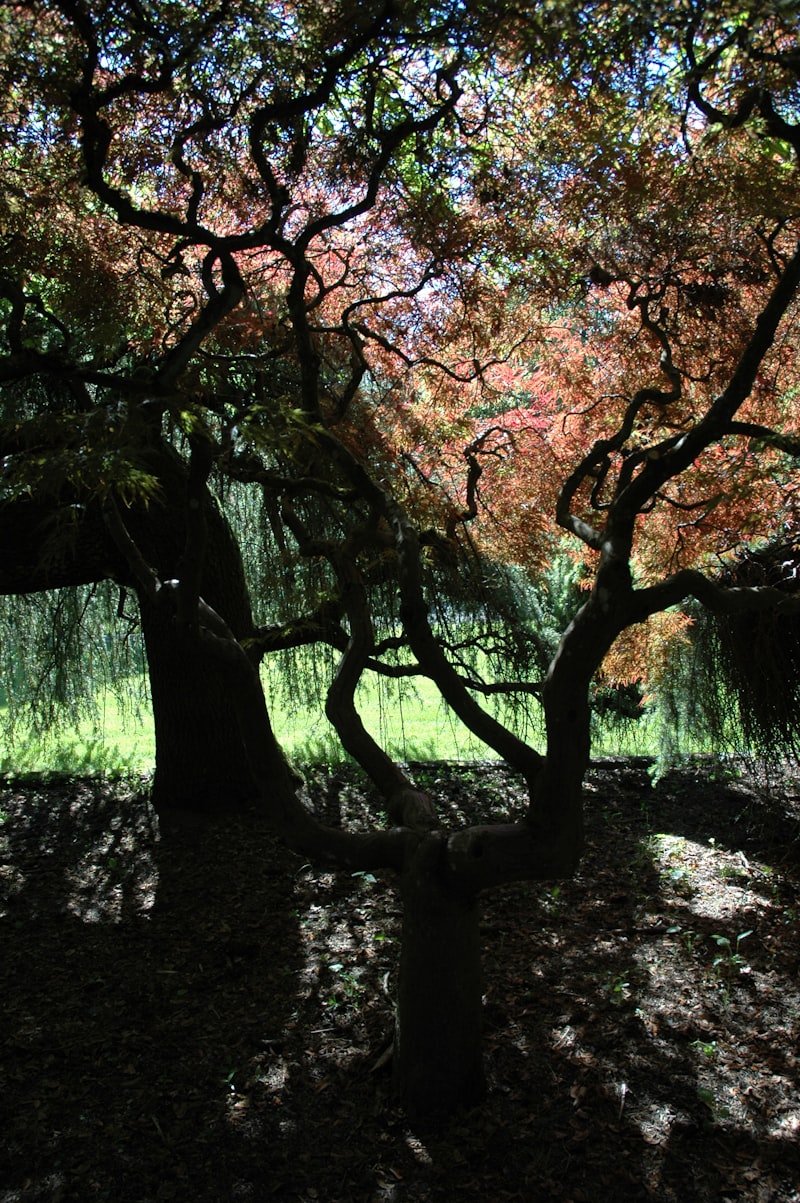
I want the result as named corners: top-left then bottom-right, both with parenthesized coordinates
top-left (2, 0), bottom-right (800, 1116)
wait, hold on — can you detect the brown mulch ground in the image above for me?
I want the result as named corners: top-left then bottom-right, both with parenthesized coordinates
top-left (1, 758), bottom-right (799, 1202)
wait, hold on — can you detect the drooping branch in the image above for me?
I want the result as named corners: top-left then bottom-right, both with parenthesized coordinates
top-left (389, 501), bottom-right (544, 781)
top-left (326, 557), bottom-right (438, 829)
top-left (298, 425), bottom-right (545, 780)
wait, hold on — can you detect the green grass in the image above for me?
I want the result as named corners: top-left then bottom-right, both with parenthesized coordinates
top-left (282, 674), bottom-right (517, 763)
top-left (0, 670), bottom-right (515, 777)
top-left (0, 691), bottom-right (155, 778)
top-left (0, 667), bottom-right (674, 778)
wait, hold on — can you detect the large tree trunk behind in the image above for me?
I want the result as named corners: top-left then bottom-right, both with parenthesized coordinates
top-left (122, 448), bottom-right (260, 814)
top-left (394, 833), bottom-right (485, 1119)
top-left (137, 601), bottom-right (256, 813)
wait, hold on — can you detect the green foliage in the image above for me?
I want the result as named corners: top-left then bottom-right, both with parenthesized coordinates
top-left (657, 543), bottom-right (800, 768)
top-left (0, 731), bottom-right (149, 779)
top-left (602, 971), bottom-right (632, 1004)
top-left (710, 930), bottom-right (753, 985)
top-left (0, 583), bottom-right (148, 744)
top-left (646, 605), bottom-right (752, 776)
top-left (690, 1039), bottom-right (718, 1059)
top-left (699, 604), bottom-right (800, 763)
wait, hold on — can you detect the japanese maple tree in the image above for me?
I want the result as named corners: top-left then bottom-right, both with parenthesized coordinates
top-left (2, 0), bottom-right (800, 1116)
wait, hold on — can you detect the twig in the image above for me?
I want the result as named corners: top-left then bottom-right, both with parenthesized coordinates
top-left (150, 1113), bottom-right (170, 1147)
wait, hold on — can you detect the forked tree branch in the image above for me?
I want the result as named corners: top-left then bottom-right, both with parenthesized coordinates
top-left (102, 493), bottom-right (412, 869)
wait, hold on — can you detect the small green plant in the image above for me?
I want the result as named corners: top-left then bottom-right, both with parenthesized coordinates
top-left (667, 923), bottom-right (699, 954)
top-left (711, 929), bottom-right (753, 977)
top-left (351, 870), bottom-right (378, 887)
top-left (324, 960), bottom-right (364, 1010)
top-left (718, 854), bottom-right (749, 882)
top-left (690, 1038), bottom-right (718, 1059)
top-left (706, 758), bottom-right (741, 784)
top-left (602, 972), bottom-right (632, 1004)
top-left (666, 865), bottom-right (695, 897)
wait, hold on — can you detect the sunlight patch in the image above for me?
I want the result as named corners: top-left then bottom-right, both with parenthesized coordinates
top-left (649, 833), bottom-right (773, 923)
top-left (404, 1133), bottom-right (433, 1165)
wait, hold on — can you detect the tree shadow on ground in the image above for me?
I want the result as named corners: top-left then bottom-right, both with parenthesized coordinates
top-left (471, 760), bottom-right (800, 1203)
top-left (1, 762), bottom-right (799, 1201)
top-left (0, 778), bottom-right (307, 1201)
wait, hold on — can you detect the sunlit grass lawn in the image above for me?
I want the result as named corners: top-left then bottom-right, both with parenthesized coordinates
top-left (0, 691), bottom-right (155, 778)
top-left (0, 668), bottom-right (662, 779)
top-left (0, 671), bottom-right (506, 777)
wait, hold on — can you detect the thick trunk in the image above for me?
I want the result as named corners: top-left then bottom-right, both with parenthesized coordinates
top-left (394, 833), bottom-right (485, 1119)
top-left (137, 598), bottom-right (256, 812)
top-left (129, 451), bottom-right (260, 814)
top-left (532, 591), bottom-right (626, 857)
top-left (531, 680), bottom-right (591, 862)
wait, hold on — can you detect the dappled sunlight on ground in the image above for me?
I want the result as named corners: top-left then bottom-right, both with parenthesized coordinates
top-left (1, 761), bottom-right (799, 1200)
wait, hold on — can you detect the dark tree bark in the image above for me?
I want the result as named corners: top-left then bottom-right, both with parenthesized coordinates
top-left (136, 598), bottom-right (256, 813)
top-left (394, 833), bottom-right (485, 1119)
top-left (128, 446), bottom-right (259, 813)
top-left (0, 498), bottom-right (129, 593)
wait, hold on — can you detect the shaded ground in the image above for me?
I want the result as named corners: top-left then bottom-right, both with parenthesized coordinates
top-left (1, 759), bottom-right (799, 1202)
